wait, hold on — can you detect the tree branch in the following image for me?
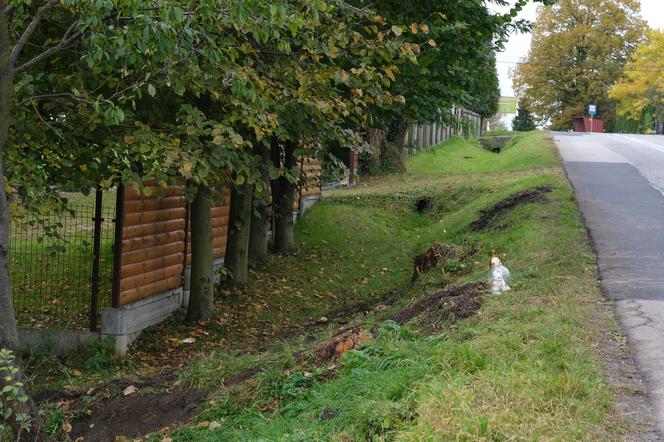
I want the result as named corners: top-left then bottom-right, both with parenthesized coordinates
top-left (20, 92), bottom-right (94, 106)
top-left (14, 25), bottom-right (82, 74)
top-left (9, 0), bottom-right (61, 68)
top-left (3, 5), bottom-right (15, 17)
top-left (31, 101), bottom-right (64, 141)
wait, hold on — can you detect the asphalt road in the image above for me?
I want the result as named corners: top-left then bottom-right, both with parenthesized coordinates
top-left (554, 132), bottom-right (664, 436)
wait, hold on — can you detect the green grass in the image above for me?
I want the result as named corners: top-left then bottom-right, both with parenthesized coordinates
top-left (157, 131), bottom-right (630, 440)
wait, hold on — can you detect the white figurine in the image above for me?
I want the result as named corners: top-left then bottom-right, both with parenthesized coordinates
top-left (489, 256), bottom-right (511, 294)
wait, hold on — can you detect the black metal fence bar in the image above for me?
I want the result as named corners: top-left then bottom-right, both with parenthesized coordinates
top-left (111, 184), bottom-right (124, 309)
top-left (90, 187), bottom-right (104, 331)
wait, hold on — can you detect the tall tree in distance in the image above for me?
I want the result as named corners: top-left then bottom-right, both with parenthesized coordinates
top-left (512, 108), bottom-right (537, 131)
top-left (513, 0), bottom-right (646, 130)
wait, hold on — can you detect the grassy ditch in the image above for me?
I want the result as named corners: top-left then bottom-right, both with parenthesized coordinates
top-left (163, 131), bottom-right (630, 440)
top-left (29, 132), bottom-right (642, 441)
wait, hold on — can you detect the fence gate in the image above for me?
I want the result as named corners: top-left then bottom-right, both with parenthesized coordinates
top-left (10, 188), bottom-right (117, 331)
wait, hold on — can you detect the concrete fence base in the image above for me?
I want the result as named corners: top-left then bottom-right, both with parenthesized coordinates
top-left (101, 287), bottom-right (184, 356)
top-left (18, 328), bottom-right (103, 356)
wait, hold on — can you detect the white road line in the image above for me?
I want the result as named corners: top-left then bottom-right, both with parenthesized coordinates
top-left (621, 135), bottom-right (664, 154)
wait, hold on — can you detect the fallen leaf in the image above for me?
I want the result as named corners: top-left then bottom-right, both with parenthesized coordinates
top-left (72, 370), bottom-right (82, 377)
top-left (209, 421), bottom-right (222, 431)
top-left (63, 422), bottom-right (72, 433)
top-left (123, 385), bottom-right (138, 396)
top-left (181, 337), bottom-right (196, 344)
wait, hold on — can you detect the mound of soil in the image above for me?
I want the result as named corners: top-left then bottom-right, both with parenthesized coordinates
top-left (412, 242), bottom-right (461, 282)
top-left (470, 186), bottom-right (553, 231)
top-left (390, 282), bottom-right (488, 326)
top-left (314, 326), bottom-right (373, 363)
top-left (71, 389), bottom-right (204, 441)
top-left (478, 136), bottom-right (513, 153)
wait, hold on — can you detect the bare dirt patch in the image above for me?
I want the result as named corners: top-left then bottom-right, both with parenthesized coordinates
top-left (70, 389), bottom-right (204, 441)
top-left (412, 242), bottom-right (461, 282)
top-left (314, 327), bottom-right (374, 363)
top-left (390, 282), bottom-right (488, 327)
top-left (470, 186), bottom-right (553, 231)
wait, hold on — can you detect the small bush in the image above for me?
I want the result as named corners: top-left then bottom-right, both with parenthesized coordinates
top-left (0, 349), bottom-right (31, 439)
top-left (82, 338), bottom-right (117, 373)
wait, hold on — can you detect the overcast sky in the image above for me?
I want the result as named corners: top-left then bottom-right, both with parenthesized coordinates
top-left (497, 0), bottom-right (664, 97)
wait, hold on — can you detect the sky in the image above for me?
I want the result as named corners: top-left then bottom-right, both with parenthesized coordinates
top-left (497, 0), bottom-right (664, 97)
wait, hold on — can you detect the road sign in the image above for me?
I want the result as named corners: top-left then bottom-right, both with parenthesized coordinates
top-left (589, 104), bottom-right (597, 116)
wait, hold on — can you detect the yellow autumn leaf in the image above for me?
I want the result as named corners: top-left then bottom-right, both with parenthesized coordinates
top-left (372, 15), bottom-right (385, 25)
top-left (410, 23), bottom-right (418, 34)
top-left (427, 39), bottom-right (437, 47)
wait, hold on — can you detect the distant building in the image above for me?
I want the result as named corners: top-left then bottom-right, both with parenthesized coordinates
top-left (572, 116), bottom-right (604, 133)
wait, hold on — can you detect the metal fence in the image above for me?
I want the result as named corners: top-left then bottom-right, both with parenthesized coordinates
top-left (10, 189), bottom-right (117, 331)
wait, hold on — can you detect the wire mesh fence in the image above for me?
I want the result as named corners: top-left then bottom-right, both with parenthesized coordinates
top-left (10, 190), bottom-right (117, 330)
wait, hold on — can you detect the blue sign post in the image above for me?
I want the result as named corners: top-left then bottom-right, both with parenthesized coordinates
top-left (588, 104), bottom-right (597, 132)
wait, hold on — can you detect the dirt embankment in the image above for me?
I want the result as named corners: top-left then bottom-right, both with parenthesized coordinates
top-left (470, 186), bottom-right (553, 231)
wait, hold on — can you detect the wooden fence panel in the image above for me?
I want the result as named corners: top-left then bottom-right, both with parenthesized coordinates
top-left (119, 185), bottom-right (187, 305)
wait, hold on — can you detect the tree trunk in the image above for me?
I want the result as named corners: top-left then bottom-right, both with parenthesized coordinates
top-left (0, 0), bottom-right (18, 358)
top-left (0, 7), bottom-right (44, 440)
top-left (271, 141), bottom-right (297, 254)
top-left (249, 144), bottom-right (271, 260)
top-left (187, 186), bottom-right (214, 322)
top-left (225, 183), bottom-right (253, 284)
top-left (367, 128), bottom-right (385, 161)
top-left (387, 117), bottom-right (408, 145)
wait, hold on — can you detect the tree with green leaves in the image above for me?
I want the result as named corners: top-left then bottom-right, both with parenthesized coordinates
top-left (343, 0), bottom-right (555, 167)
top-left (0, 0), bottom-right (300, 435)
top-left (610, 30), bottom-right (664, 133)
top-left (1, 2), bottom-right (194, 437)
top-left (512, 108), bottom-right (537, 131)
top-left (513, 0), bottom-right (646, 130)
